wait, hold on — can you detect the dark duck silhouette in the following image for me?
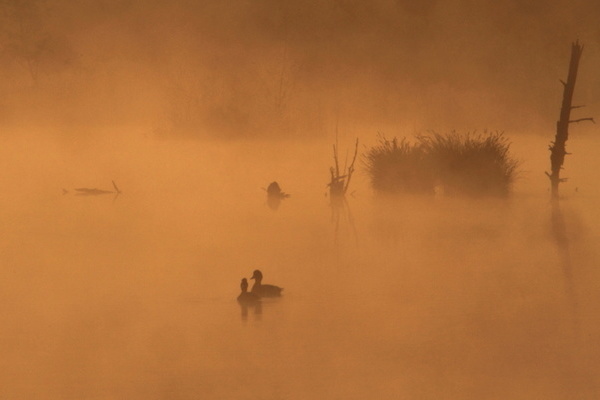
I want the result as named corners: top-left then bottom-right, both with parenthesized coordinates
top-left (237, 278), bottom-right (261, 303)
top-left (250, 270), bottom-right (283, 297)
top-left (266, 181), bottom-right (290, 211)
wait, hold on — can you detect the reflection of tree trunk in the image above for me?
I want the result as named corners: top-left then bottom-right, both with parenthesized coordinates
top-left (550, 200), bottom-right (578, 327)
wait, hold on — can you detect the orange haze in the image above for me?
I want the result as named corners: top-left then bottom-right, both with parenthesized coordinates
top-left (1, 1), bottom-right (600, 399)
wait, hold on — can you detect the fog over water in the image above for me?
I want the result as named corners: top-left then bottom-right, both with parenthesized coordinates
top-left (2, 133), bottom-right (600, 399)
top-left (1, 1), bottom-right (600, 399)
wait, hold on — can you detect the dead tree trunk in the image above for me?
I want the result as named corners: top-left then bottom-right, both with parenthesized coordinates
top-left (547, 41), bottom-right (594, 199)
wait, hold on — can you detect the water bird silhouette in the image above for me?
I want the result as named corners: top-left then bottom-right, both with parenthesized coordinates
top-left (237, 278), bottom-right (261, 303)
top-left (265, 181), bottom-right (290, 210)
top-left (250, 270), bottom-right (283, 297)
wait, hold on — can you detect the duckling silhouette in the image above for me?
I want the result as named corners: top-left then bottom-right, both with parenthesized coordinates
top-left (237, 278), bottom-right (261, 303)
top-left (250, 270), bottom-right (283, 297)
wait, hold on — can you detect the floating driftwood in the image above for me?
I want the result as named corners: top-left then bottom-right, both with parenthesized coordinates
top-left (64, 181), bottom-right (122, 198)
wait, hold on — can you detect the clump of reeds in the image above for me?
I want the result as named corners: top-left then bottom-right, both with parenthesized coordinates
top-left (364, 131), bottom-right (519, 197)
top-left (364, 134), bottom-right (435, 195)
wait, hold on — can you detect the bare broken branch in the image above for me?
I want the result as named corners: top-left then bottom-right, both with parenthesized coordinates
top-left (344, 138), bottom-right (359, 194)
top-left (333, 144), bottom-right (340, 178)
top-left (568, 117), bottom-right (595, 124)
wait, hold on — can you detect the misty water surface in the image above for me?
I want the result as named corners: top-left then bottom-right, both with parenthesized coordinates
top-left (1, 1), bottom-right (600, 398)
top-left (1, 134), bottom-right (599, 399)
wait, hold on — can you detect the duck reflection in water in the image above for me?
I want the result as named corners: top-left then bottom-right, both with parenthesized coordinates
top-left (237, 278), bottom-right (262, 321)
top-left (250, 270), bottom-right (283, 297)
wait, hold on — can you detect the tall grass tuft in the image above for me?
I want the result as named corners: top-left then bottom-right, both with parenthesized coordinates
top-left (364, 131), bottom-right (519, 197)
top-left (364, 134), bottom-right (435, 195)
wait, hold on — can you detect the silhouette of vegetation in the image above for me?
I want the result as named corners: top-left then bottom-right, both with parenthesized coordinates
top-left (363, 134), bottom-right (433, 195)
top-left (0, 0), bottom-right (75, 84)
top-left (328, 137), bottom-right (359, 246)
top-left (328, 138), bottom-right (359, 201)
top-left (365, 131), bottom-right (518, 197)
